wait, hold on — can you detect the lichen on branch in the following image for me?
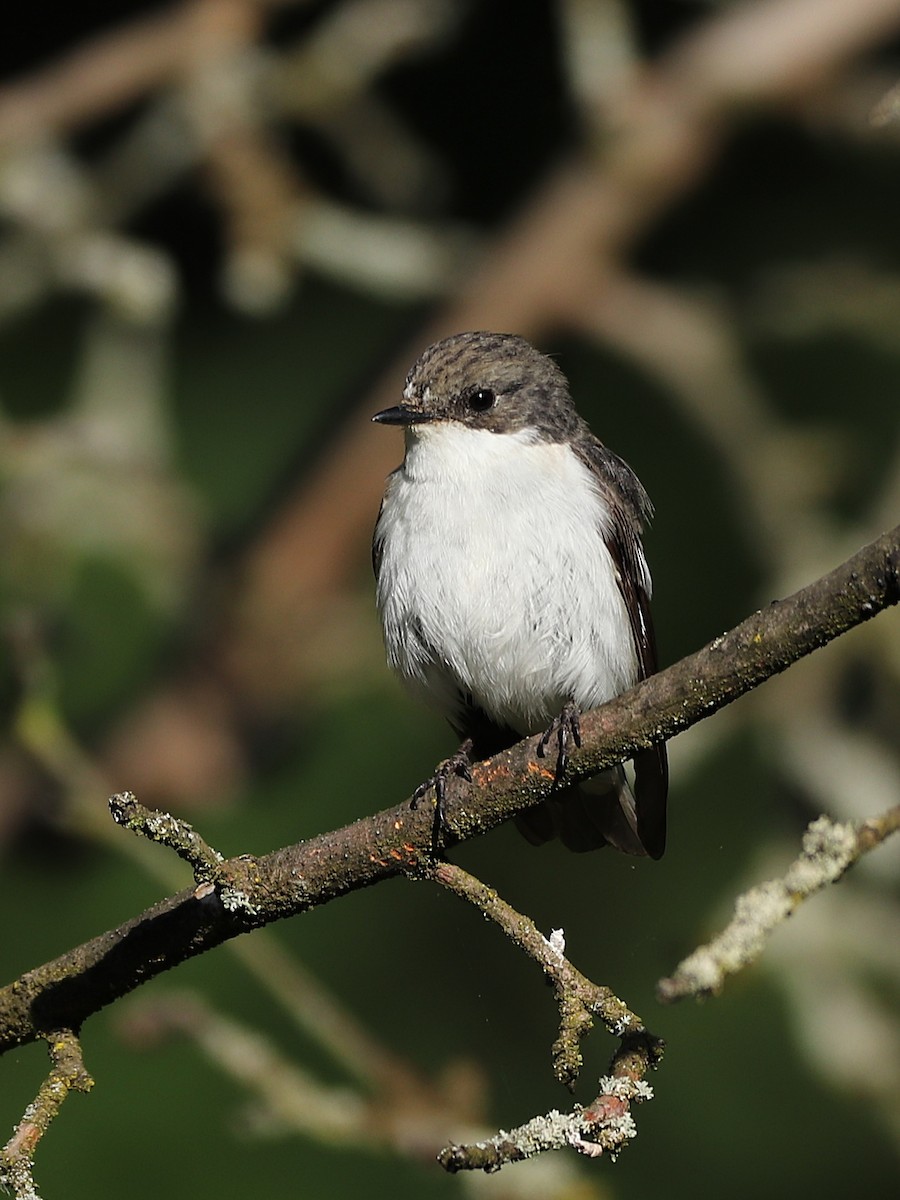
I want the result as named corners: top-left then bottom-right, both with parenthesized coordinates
top-left (0, 1031), bottom-right (93, 1200)
top-left (657, 807), bottom-right (900, 1003)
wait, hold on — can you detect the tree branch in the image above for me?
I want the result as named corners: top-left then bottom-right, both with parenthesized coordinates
top-left (108, 790), bottom-right (224, 883)
top-left (422, 861), bottom-right (664, 1171)
top-left (438, 1049), bottom-right (659, 1173)
top-left (657, 806), bottom-right (900, 1003)
top-left (425, 861), bottom-right (653, 1091)
top-left (1, 525), bottom-right (897, 1055)
top-left (0, 1031), bottom-right (93, 1199)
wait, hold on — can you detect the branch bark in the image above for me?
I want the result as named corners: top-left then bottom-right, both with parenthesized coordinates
top-left (0, 1031), bottom-right (93, 1197)
top-left (426, 861), bottom-right (654, 1091)
top-left (1, 524), bottom-right (898, 1056)
top-left (438, 1066), bottom-right (656, 1173)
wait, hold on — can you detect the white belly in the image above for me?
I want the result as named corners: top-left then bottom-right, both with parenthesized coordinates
top-left (375, 424), bottom-right (640, 734)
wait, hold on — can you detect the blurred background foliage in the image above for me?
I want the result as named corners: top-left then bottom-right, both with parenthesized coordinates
top-left (0, 2), bottom-right (899, 1198)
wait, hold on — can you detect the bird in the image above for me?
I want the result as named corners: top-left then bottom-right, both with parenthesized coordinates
top-left (371, 331), bottom-right (667, 857)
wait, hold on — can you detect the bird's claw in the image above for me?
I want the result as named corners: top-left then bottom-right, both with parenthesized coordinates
top-left (537, 700), bottom-right (582, 784)
top-left (410, 739), bottom-right (474, 837)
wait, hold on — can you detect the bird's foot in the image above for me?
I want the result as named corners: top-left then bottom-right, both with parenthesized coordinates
top-left (537, 700), bottom-right (582, 785)
top-left (411, 738), bottom-right (474, 836)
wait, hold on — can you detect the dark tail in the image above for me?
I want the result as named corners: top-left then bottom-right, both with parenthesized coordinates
top-left (514, 745), bottom-right (667, 858)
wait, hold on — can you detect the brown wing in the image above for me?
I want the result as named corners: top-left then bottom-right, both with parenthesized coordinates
top-left (577, 440), bottom-right (668, 859)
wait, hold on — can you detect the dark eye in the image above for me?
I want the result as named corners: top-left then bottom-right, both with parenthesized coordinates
top-left (467, 388), bottom-right (496, 413)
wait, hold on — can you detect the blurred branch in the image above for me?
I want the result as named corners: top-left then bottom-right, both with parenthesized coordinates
top-left (120, 993), bottom-right (380, 1145)
top-left (0, 0), bottom-right (465, 322)
top-left (761, 879), bottom-right (900, 1143)
top-left (871, 76), bottom-right (900, 125)
top-left (119, 991), bottom-right (602, 1196)
top-left (657, 807), bottom-right (900, 1003)
top-left (1, 524), bottom-right (897, 1057)
top-left (294, 200), bottom-right (477, 299)
top-left (0, 0), bottom-right (282, 143)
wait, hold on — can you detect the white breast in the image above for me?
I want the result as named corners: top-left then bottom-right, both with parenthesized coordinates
top-left (375, 423), bottom-right (642, 735)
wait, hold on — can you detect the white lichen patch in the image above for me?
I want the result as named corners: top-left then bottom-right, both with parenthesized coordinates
top-left (595, 1074), bottom-right (651, 1103)
top-left (546, 928), bottom-right (566, 959)
top-left (604, 1111), bottom-right (637, 1141)
top-left (788, 816), bottom-right (857, 890)
top-left (452, 1070), bottom-right (653, 1171)
top-left (632, 1079), bottom-right (654, 1102)
top-left (219, 887), bottom-right (260, 916)
top-left (660, 814), bottom-right (867, 999)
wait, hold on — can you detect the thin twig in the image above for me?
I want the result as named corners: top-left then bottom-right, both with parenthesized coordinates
top-left (438, 1051), bottom-right (659, 1174)
top-left (423, 860), bottom-right (662, 1172)
top-left (0, 1031), bottom-right (93, 1200)
top-left (108, 790), bottom-right (224, 883)
top-left (426, 862), bottom-right (654, 1090)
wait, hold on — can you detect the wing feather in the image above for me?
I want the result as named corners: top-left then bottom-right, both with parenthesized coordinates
top-left (576, 439), bottom-right (668, 859)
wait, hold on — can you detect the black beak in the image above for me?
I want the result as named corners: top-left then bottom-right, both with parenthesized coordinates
top-left (372, 405), bottom-right (436, 426)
